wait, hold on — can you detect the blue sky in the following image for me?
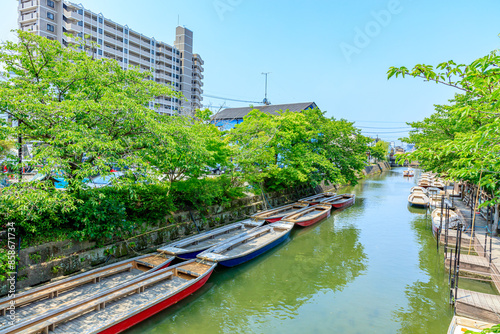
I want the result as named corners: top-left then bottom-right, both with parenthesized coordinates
top-left (2, 0), bottom-right (500, 143)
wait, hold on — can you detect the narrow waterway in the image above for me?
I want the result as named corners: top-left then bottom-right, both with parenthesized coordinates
top-left (127, 168), bottom-right (492, 334)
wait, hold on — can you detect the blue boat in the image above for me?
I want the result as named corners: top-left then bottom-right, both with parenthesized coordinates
top-left (157, 219), bottom-right (265, 260)
top-left (196, 222), bottom-right (294, 267)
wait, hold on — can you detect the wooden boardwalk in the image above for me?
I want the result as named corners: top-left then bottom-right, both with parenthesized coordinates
top-left (445, 254), bottom-right (490, 275)
top-left (456, 289), bottom-right (500, 324)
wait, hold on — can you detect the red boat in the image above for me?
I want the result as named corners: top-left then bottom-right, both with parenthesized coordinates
top-left (321, 194), bottom-right (355, 209)
top-left (298, 192), bottom-right (337, 205)
top-left (252, 202), bottom-right (308, 223)
top-left (2, 260), bottom-right (217, 334)
top-left (281, 204), bottom-right (332, 227)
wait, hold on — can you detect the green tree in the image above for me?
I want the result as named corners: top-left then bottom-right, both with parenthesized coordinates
top-left (0, 31), bottom-right (179, 235)
top-left (387, 44), bottom-right (500, 206)
top-left (370, 140), bottom-right (389, 162)
top-left (227, 108), bottom-right (369, 191)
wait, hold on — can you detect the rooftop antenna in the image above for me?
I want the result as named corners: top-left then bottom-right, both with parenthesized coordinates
top-left (262, 72), bottom-right (271, 105)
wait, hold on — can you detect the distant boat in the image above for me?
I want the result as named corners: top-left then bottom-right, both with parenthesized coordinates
top-left (432, 179), bottom-right (445, 189)
top-left (281, 204), bottom-right (332, 227)
top-left (418, 179), bottom-right (432, 188)
top-left (2, 260), bottom-right (217, 334)
top-left (158, 219), bottom-right (265, 260)
top-left (197, 222), bottom-right (294, 267)
top-left (408, 193), bottom-right (429, 208)
top-left (251, 203), bottom-right (308, 223)
top-left (403, 169), bottom-right (414, 177)
top-left (410, 186), bottom-right (428, 195)
top-left (431, 208), bottom-right (460, 238)
top-left (321, 194), bottom-right (356, 209)
top-left (298, 192), bottom-right (337, 205)
top-left (447, 315), bottom-right (496, 334)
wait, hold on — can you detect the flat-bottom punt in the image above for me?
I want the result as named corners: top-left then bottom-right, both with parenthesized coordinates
top-left (251, 203), bottom-right (308, 223)
top-left (197, 222), bottom-right (294, 267)
top-left (408, 193), bottom-right (429, 208)
top-left (2, 260), bottom-right (217, 334)
top-left (0, 254), bottom-right (174, 330)
top-left (281, 204), bottom-right (332, 227)
top-left (297, 192), bottom-right (337, 205)
top-left (321, 194), bottom-right (356, 209)
top-left (157, 218), bottom-right (265, 260)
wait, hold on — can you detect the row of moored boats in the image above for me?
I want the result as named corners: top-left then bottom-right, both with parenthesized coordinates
top-left (0, 192), bottom-right (355, 334)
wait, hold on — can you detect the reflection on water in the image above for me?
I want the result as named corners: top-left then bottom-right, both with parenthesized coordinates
top-left (127, 168), bottom-right (488, 334)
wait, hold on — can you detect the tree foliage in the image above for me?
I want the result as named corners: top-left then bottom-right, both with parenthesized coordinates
top-left (227, 108), bottom-right (370, 191)
top-left (370, 140), bottom-right (389, 162)
top-left (388, 45), bottom-right (500, 205)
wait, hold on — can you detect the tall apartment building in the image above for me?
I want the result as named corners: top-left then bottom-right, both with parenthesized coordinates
top-left (17, 0), bottom-right (204, 115)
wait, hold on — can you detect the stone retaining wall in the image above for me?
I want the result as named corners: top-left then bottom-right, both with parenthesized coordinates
top-left (5, 182), bottom-right (338, 295)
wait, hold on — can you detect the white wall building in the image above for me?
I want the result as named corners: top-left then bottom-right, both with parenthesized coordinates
top-left (18, 0), bottom-right (204, 115)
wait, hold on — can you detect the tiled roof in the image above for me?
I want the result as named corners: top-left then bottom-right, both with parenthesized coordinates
top-left (212, 102), bottom-right (317, 120)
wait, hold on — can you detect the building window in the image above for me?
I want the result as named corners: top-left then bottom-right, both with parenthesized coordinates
top-left (124, 39), bottom-right (128, 44)
top-left (98, 17), bottom-right (103, 23)
top-left (151, 59), bottom-right (154, 63)
top-left (98, 28), bottom-right (102, 34)
top-left (47, 0), bottom-right (55, 8)
top-left (98, 39), bottom-right (102, 44)
top-left (77, 32), bottom-right (82, 38)
top-left (78, 21), bottom-right (83, 26)
top-left (151, 40), bottom-right (155, 46)
top-left (47, 24), bottom-right (55, 32)
top-left (98, 49), bottom-right (102, 55)
top-left (47, 12), bottom-right (54, 20)
top-left (124, 58), bottom-right (128, 63)
top-left (125, 29), bottom-right (129, 34)
top-left (78, 9), bottom-right (83, 15)
top-left (151, 50), bottom-right (154, 55)
top-left (124, 48), bottom-right (128, 54)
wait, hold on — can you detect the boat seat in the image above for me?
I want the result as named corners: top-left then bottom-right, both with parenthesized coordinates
top-left (8, 271), bottom-right (174, 334)
top-left (177, 268), bottom-right (201, 278)
top-left (0, 263), bottom-right (133, 315)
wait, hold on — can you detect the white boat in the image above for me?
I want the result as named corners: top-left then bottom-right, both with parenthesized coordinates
top-left (431, 207), bottom-right (461, 238)
top-left (408, 193), bottom-right (429, 208)
top-left (410, 186), bottom-right (428, 195)
top-left (447, 315), bottom-right (497, 334)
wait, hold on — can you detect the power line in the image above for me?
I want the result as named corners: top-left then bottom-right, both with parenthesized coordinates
top-left (357, 126), bottom-right (412, 129)
top-left (354, 120), bottom-right (409, 124)
top-left (203, 94), bottom-right (262, 104)
top-left (362, 130), bottom-right (410, 134)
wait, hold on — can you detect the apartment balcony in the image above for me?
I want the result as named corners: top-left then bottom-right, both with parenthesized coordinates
top-left (63, 9), bottom-right (82, 20)
top-left (64, 22), bottom-right (81, 32)
top-left (194, 71), bottom-right (204, 80)
top-left (103, 34), bottom-right (117, 45)
top-left (193, 54), bottom-right (204, 65)
top-left (19, 0), bottom-right (38, 12)
top-left (129, 34), bottom-right (140, 45)
top-left (21, 24), bottom-right (37, 32)
top-left (193, 63), bottom-right (204, 72)
top-left (19, 11), bottom-right (38, 24)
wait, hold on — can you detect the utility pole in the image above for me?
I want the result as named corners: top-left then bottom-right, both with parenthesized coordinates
top-left (262, 72), bottom-right (271, 105)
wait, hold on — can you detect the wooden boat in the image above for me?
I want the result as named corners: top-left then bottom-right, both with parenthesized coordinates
top-left (321, 194), bottom-right (356, 209)
top-left (418, 179), bottom-right (432, 188)
top-left (432, 179), bottom-right (445, 189)
top-left (251, 202), bottom-right (308, 223)
top-left (298, 192), bottom-right (337, 205)
top-left (157, 218), bottom-right (265, 260)
top-left (403, 169), bottom-right (414, 177)
top-left (431, 208), bottom-right (460, 238)
top-left (447, 315), bottom-right (496, 334)
top-left (410, 186), bottom-right (428, 195)
top-left (0, 253), bottom-right (174, 331)
top-left (408, 193), bottom-right (429, 208)
top-left (1, 260), bottom-right (216, 334)
top-left (281, 204), bottom-right (332, 227)
top-left (197, 222), bottom-right (294, 267)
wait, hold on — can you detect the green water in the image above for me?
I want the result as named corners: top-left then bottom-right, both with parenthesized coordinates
top-left (127, 168), bottom-right (493, 334)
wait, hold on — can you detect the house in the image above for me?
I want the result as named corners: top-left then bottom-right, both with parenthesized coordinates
top-left (211, 102), bottom-right (318, 130)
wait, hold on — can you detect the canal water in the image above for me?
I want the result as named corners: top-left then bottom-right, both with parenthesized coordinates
top-left (128, 168), bottom-right (494, 334)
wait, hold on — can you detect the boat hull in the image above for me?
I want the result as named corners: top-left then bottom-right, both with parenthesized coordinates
top-left (295, 210), bottom-right (330, 227)
top-left (266, 217), bottom-right (283, 223)
top-left (408, 202), bottom-right (428, 208)
top-left (331, 196), bottom-right (355, 209)
top-left (218, 231), bottom-right (291, 267)
top-left (175, 249), bottom-right (204, 260)
top-left (99, 266), bottom-right (215, 334)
